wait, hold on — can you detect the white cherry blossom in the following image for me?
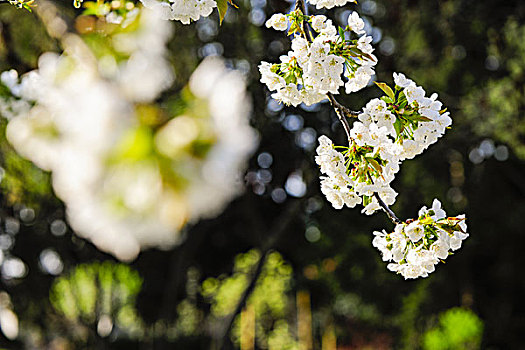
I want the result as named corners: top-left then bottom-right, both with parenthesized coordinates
top-left (266, 13), bottom-right (288, 31)
top-left (373, 200), bottom-right (468, 279)
top-left (139, 0), bottom-right (216, 24)
top-left (259, 12), bottom-right (376, 106)
top-left (347, 12), bottom-right (365, 35)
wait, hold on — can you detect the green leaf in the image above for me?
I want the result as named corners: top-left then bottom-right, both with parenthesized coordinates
top-left (217, 0), bottom-right (233, 25)
top-left (375, 82), bottom-right (395, 101)
top-left (346, 46), bottom-right (375, 61)
top-left (393, 117), bottom-right (404, 137)
top-left (366, 157), bottom-right (383, 174)
top-left (288, 22), bottom-right (300, 36)
top-left (419, 217), bottom-right (434, 225)
top-left (338, 26), bottom-right (345, 38)
top-left (397, 91), bottom-right (407, 104)
top-left (410, 114), bottom-right (433, 122)
top-left (381, 96), bottom-right (393, 104)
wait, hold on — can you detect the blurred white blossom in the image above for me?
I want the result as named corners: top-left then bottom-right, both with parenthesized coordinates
top-left (0, 292), bottom-right (18, 340)
top-left (1, 10), bottom-right (256, 261)
top-left (139, 0), bottom-right (217, 24)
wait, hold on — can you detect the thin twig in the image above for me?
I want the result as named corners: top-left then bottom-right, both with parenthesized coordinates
top-left (326, 90), bottom-right (402, 225)
top-left (327, 93), bottom-right (360, 119)
top-left (326, 93), bottom-right (359, 144)
top-left (295, 0), bottom-right (315, 43)
top-left (294, 0), bottom-right (307, 14)
top-left (373, 192), bottom-right (402, 224)
top-left (365, 172), bottom-right (402, 224)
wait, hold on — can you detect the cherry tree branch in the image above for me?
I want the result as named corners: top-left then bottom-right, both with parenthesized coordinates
top-left (293, 0), bottom-right (403, 226)
top-left (326, 92), bottom-right (359, 143)
top-left (330, 98), bottom-right (403, 225)
top-left (295, 0), bottom-right (308, 14)
top-left (327, 93), bottom-right (360, 118)
top-left (374, 192), bottom-right (402, 224)
top-left (367, 171), bottom-right (402, 224)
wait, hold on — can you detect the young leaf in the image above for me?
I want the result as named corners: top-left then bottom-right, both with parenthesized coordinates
top-left (338, 27), bottom-right (345, 39)
top-left (419, 217), bottom-right (434, 225)
top-left (397, 90), bottom-right (407, 104)
top-left (410, 114), bottom-right (433, 122)
top-left (393, 117), bottom-right (404, 137)
top-left (381, 96), bottom-right (393, 104)
top-left (217, 0), bottom-right (237, 24)
top-left (375, 82), bottom-right (395, 101)
top-left (366, 158), bottom-right (383, 174)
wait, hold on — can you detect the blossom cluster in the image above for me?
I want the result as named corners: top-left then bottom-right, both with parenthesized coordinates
top-left (372, 199), bottom-right (468, 279)
top-left (139, 0), bottom-right (216, 23)
top-left (315, 135), bottom-right (395, 214)
top-left (261, 3), bottom-right (469, 280)
top-left (259, 11), bottom-right (377, 106)
top-left (0, 10), bottom-right (257, 261)
top-left (315, 73), bottom-right (452, 214)
top-left (356, 73), bottom-right (452, 161)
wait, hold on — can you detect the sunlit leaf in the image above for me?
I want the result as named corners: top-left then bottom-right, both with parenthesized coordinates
top-left (217, 0), bottom-right (237, 24)
top-left (375, 82), bottom-right (395, 101)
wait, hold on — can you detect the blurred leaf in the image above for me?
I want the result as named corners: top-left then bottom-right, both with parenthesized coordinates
top-left (50, 262), bottom-right (144, 337)
top-left (423, 308), bottom-right (483, 350)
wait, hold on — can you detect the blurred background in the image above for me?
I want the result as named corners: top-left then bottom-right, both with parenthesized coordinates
top-left (0, 0), bottom-right (524, 348)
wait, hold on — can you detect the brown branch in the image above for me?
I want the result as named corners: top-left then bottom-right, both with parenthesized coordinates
top-left (294, 0), bottom-right (307, 14)
top-left (325, 84), bottom-right (403, 226)
top-left (295, 0), bottom-right (314, 43)
top-left (326, 93), bottom-right (360, 118)
top-left (326, 93), bottom-right (359, 144)
top-left (373, 193), bottom-right (402, 224)
top-left (365, 172), bottom-right (402, 224)
top-left (327, 93), bottom-right (403, 225)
